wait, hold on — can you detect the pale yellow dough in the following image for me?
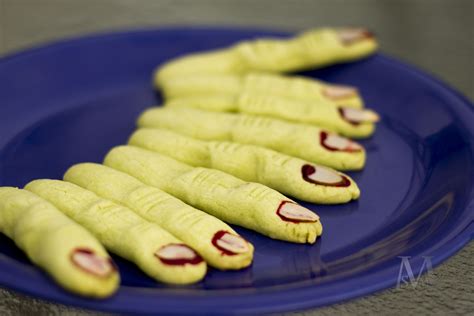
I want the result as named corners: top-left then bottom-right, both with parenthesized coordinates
top-left (164, 92), bottom-right (375, 138)
top-left (137, 107), bottom-right (366, 170)
top-left (104, 146), bottom-right (323, 244)
top-left (129, 128), bottom-right (360, 204)
top-left (0, 187), bottom-right (119, 298)
top-left (158, 72), bottom-right (364, 109)
top-left (26, 180), bottom-right (207, 285)
top-left (64, 163), bottom-right (254, 270)
top-left (156, 27), bottom-right (378, 85)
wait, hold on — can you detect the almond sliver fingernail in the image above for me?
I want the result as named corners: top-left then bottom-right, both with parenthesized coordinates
top-left (302, 164), bottom-right (351, 187)
top-left (302, 164), bottom-right (341, 183)
top-left (338, 28), bottom-right (374, 45)
top-left (155, 244), bottom-right (203, 265)
top-left (71, 248), bottom-right (115, 277)
top-left (277, 201), bottom-right (319, 223)
top-left (340, 108), bottom-right (380, 124)
top-left (323, 85), bottom-right (358, 100)
top-left (320, 131), bottom-right (363, 152)
top-left (213, 231), bottom-right (249, 255)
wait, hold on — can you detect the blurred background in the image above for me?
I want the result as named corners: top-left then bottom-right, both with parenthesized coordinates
top-left (0, 0), bottom-right (472, 100)
top-left (0, 0), bottom-right (472, 315)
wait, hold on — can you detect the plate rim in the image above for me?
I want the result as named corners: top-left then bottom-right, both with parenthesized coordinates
top-left (0, 26), bottom-right (473, 315)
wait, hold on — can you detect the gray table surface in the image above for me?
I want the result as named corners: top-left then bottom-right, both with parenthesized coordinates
top-left (0, 0), bottom-right (472, 315)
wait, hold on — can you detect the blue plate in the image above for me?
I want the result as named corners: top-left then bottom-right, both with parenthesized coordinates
top-left (0, 27), bottom-right (473, 315)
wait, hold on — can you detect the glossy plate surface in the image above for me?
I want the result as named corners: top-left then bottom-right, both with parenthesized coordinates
top-left (0, 27), bottom-right (472, 315)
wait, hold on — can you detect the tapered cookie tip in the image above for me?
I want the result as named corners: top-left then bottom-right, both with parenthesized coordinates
top-left (322, 85), bottom-right (358, 100)
top-left (212, 231), bottom-right (251, 255)
top-left (277, 201), bottom-right (320, 223)
top-left (155, 243), bottom-right (204, 266)
top-left (337, 28), bottom-right (375, 45)
top-left (71, 248), bottom-right (117, 278)
top-left (339, 107), bottom-right (380, 124)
